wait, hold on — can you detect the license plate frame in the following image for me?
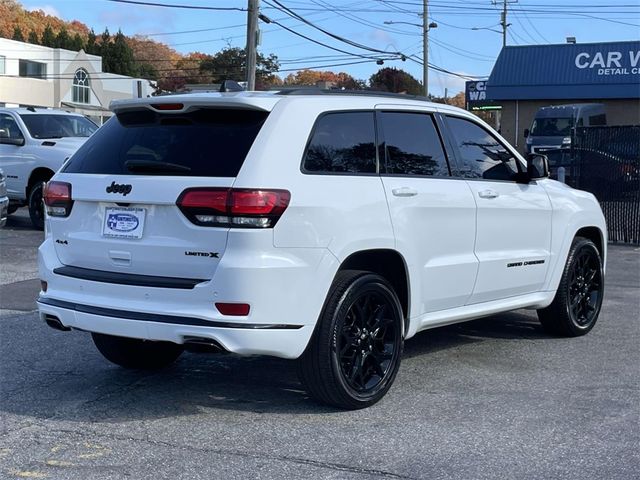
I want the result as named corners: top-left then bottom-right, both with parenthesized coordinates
top-left (102, 207), bottom-right (146, 239)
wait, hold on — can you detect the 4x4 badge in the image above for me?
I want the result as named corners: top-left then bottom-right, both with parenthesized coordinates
top-left (106, 181), bottom-right (132, 196)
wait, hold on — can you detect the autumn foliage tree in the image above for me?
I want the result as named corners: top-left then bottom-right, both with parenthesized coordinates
top-left (0, 0), bottom-right (88, 43)
top-left (284, 70), bottom-right (365, 89)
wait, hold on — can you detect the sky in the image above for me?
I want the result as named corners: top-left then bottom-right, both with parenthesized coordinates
top-left (18, 0), bottom-right (640, 96)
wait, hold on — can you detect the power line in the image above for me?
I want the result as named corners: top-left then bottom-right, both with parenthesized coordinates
top-left (264, 0), bottom-right (408, 57)
top-left (105, 0), bottom-right (246, 11)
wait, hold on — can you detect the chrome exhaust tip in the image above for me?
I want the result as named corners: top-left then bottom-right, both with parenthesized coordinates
top-left (44, 314), bottom-right (71, 331)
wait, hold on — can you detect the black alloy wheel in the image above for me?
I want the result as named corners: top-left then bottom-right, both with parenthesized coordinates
top-left (337, 290), bottom-right (399, 393)
top-left (92, 333), bottom-right (184, 369)
top-left (28, 181), bottom-right (46, 230)
top-left (298, 270), bottom-right (404, 409)
top-left (538, 237), bottom-right (604, 336)
top-left (567, 247), bottom-right (603, 327)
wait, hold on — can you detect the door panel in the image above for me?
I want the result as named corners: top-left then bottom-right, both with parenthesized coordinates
top-left (465, 181), bottom-right (552, 303)
top-left (377, 109), bottom-right (478, 316)
top-left (443, 114), bottom-right (552, 304)
top-left (382, 177), bottom-right (478, 313)
top-left (0, 113), bottom-right (27, 198)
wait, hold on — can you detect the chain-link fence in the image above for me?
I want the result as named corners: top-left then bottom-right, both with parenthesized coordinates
top-left (544, 126), bottom-right (640, 244)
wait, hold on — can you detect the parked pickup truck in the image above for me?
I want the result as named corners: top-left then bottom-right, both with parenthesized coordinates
top-left (0, 107), bottom-right (98, 229)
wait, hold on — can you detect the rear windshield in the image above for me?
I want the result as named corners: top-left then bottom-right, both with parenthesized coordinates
top-left (62, 108), bottom-right (269, 177)
top-left (20, 114), bottom-right (98, 139)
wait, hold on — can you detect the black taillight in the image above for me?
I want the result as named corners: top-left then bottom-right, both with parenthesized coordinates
top-left (43, 181), bottom-right (73, 217)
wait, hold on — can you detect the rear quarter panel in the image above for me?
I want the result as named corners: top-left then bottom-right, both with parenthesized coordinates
top-left (234, 98), bottom-right (395, 256)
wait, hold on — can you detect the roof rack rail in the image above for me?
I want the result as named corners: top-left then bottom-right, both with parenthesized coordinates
top-left (275, 88), bottom-right (431, 102)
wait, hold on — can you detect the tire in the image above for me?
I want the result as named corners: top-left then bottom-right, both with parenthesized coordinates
top-left (92, 333), bottom-right (184, 369)
top-left (297, 270), bottom-right (404, 409)
top-left (28, 181), bottom-right (46, 230)
top-left (537, 237), bottom-right (604, 337)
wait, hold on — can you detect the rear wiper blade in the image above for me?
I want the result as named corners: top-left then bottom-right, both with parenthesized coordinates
top-left (125, 159), bottom-right (191, 173)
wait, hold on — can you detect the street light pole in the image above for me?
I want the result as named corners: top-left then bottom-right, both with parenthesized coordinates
top-left (245, 0), bottom-right (259, 90)
top-left (422, 0), bottom-right (429, 97)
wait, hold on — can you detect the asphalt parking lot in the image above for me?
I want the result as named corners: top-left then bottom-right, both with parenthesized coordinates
top-left (1, 208), bottom-right (639, 480)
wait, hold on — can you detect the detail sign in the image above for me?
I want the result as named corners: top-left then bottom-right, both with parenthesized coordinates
top-left (575, 49), bottom-right (640, 77)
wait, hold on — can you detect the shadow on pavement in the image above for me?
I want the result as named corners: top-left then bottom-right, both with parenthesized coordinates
top-left (0, 310), bottom-right (550, 421)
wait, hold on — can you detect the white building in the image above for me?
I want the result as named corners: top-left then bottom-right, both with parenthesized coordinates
top-left (0, 38), bottom-right (154, 124)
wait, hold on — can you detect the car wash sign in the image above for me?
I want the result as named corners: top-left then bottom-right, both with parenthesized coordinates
top-left (486, 40), bottom-right (640, 100)
top-left (575, 48), bottom-right (640, 77)
top-left (465, 80), bottom-right (500, 110)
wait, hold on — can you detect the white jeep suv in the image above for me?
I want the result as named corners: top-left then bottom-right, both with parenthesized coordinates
top-left (38, 91), bottom-right (607, 409)
top-left (0, 108), bottom-right (97, 229)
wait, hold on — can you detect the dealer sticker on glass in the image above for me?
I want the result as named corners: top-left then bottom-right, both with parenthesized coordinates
top-left (102, 207), bottom-right (146, 239)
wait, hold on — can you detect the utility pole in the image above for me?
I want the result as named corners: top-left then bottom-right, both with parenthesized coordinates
top-left (422, 0), bottom-right (429, 97)
top-left (500, 0), bottom-right (507, 47)
top-left (245, 0), bottom-right (259, 90)
top-left (494, 0), bottom-right (515, 48)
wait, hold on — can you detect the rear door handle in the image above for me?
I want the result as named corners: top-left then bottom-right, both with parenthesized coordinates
top-left (392, 187), bottom-right (418, 197)
top-left (478, 189), bottom-right (499, 199)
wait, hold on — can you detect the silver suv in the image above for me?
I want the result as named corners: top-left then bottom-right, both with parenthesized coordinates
top-left (0, 107), bottom-right (97, 229)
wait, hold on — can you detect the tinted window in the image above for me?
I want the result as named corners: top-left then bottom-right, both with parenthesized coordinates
top-left (20, 114), bottom-right (98, 139)
top-left (530, 117), bottom-right (573, 136)
top-left (446, 116), bottom-right (519, 181)
top-left (0, 114), bottom-right (24, 140)
top-left (303, 112), bottom-right (376, 174)
top-left (63, 108), bottom-right (269, 177)
top-left (380, 112), bottom-right (449, 176)
top-left (19, 59), bottom-right (46, 79)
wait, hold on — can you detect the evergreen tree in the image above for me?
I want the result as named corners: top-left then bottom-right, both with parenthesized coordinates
top-left (86, 29), bottom-right (97, 54)
top-left (105, 30), bottom-right (137, 76)
top-left (27, 30), bottom-right (39, 44)
top-left (54, 27), bottom-right (70, 49)
top-left (199, 47), bottom-right (279, 84)
top-left (12, 26), bottom-right (25, 42)
top-left (100, 29), bottom-right (112, 71)
top-left (138, 63), bottom-right (158, 80)
top-left (41, 25), bottom-right (56, 47)
top-left (70, 33), bottom-right (84, 52)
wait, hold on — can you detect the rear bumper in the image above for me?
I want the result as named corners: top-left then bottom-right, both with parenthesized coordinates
top-left (38, 236), bottom-right (338, 359)
top-left (37, 298), bottom-right (314, 359)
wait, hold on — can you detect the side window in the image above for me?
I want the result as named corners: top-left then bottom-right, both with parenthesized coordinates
top-left (446, 116), bottom-right (519, 181)
top-left (379, 111), bottom-right (449, 177)
top-left (0, 114), bottom-right (24, 141)
top-left (302, 112), bottom-right (376, 174)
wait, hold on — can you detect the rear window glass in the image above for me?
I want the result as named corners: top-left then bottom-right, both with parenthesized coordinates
top-left (62, 108), bottom-right (269, 177)
top-left (302, 111), bottom-right (376, 174)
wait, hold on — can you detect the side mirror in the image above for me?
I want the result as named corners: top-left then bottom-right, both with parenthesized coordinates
top-left (0, 136), bottom-right (25, 146)
top-left (523, 128), bottom-right (530, 138)
top-left (527, 154), bottom-right (549, 180)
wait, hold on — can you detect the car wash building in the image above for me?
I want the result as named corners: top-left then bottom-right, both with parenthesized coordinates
top-left (484, 40), bottom-right (640, 152)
